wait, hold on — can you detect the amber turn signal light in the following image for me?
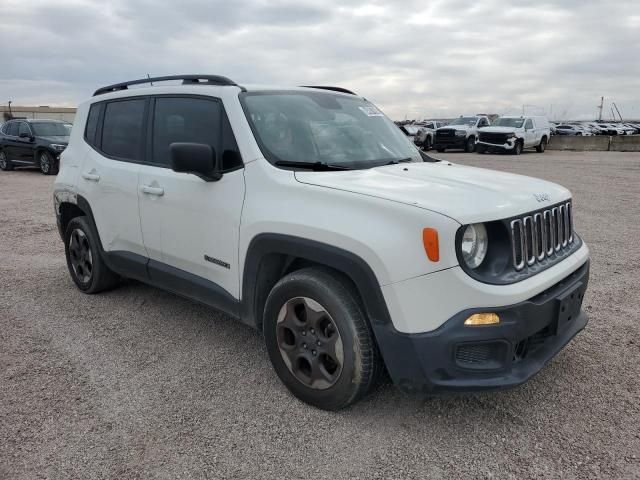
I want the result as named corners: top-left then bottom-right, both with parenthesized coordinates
top-left (464, 312), bottom-right (500, 326)
top-left (422, 228), bottom-right (440, 262)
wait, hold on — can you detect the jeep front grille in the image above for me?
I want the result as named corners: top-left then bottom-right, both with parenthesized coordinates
top-left (510, 201), bottom-right (573, 271)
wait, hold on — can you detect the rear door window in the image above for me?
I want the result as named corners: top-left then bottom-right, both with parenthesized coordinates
top-left (101, 99), bottom-right (146, 161)
top-left (6, 122), bottom-right (19, 136)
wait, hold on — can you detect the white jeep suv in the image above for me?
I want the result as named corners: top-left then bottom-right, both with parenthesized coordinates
top-left (476, 116), bottom-right (551, 155)
top-left (434, 115), bottom-right (491, 153)
top-left (54, 75), bottom-right (590, 410)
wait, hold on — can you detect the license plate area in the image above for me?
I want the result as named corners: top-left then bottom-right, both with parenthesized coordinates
top-left (555, 281), bottom-right (585, 332)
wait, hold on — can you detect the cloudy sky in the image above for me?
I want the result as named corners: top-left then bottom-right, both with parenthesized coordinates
top-left (1, 0), bottom-right (639, 120)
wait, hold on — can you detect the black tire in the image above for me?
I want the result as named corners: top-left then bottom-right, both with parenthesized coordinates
top-left (422, 135), bottom-right (432, 151)
top-left (0, 150), bottom-right (14, 171)
top-left (536, 137), bottom-right (547, 153)
top-left (436, 148), bottom-right (445, 153)
top-left (512, 140), bottom-right (523, 155)
top-left (38, 150), bottom-right (58, 175)
top-left (475, 145), bottom-right (487, 154)
top-left (464, 136), bottom-right (475, 153)
top-left (263, 267), bottom-right (382, 411)
top-left (64, 216), bottom-right (119, 293)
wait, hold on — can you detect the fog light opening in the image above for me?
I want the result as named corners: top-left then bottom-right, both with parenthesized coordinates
top-left (464, 312), bottom-right (500, 326)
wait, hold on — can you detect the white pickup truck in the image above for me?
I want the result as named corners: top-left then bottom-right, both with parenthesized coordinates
top-left (434, 115), bottom-right (491, 153)
top-left (476, 116), bottom-right (551, 155)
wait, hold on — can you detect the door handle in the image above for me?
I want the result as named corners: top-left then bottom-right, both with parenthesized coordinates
top-left (82, 172), bottom-right (100, 182)
top-left (140, 185), bottom-right (165, 196)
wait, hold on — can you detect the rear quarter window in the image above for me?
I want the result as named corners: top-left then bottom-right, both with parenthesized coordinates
top-left (84, 103), bottom-right (102, 146)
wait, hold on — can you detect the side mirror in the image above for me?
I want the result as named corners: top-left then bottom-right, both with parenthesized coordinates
top-left (170, 142), bottom-right (221, 182)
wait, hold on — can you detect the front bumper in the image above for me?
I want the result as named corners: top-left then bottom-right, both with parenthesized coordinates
top-left (374, 261), bottom-right (589, 394)
top-left (476, 139), bottom-right (516, 151)
top-left (434, 135), bottom-right (467, 149)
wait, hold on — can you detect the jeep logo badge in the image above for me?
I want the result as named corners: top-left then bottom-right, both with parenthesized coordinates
top-left (534, 193), bottom-right (551, 202)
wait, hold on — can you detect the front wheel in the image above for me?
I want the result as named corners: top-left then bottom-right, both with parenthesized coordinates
top-left (0, 150), bottom-right (14, 171)
top-left (536, 137), bottom-right (547, 153)
top-left (39, 150), bottom-right (58, 175)
top-left (465, 136), bottom-right (476, 153)
top-left (263, 267), bottom-right (381, 410)
top-left (512, 141), bottom-right (523, 155)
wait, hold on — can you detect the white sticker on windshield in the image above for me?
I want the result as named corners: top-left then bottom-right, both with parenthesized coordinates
top-left (359, 106), bottom-right (384, 117)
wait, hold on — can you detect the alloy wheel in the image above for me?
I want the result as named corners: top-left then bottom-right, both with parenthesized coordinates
top-left (40, 153), bottom-right (50, 174)
top-left (276, 296), bottom-right (344, 390)
top-left (0, 152), bottom-right (6, 169)
top-left (69, 229), bottom-right (93, 284)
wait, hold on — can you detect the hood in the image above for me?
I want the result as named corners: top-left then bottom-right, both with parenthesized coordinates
top-left (40, 135), bottom-right (69, 143)
top-left (478, 126), bottom-right (519, 134)
top-left (295, 162), bottom-right (570, 224)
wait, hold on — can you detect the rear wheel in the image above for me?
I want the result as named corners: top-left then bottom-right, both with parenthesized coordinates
top-left (0, 150), bottom-right (14, 171)
top-left (436, 148), bottom-right (445, 153)
top-left (263, 267), bottom-right (381, 410)
top-left (465, 136), bottom-right (476, 153)
top-left (422, 136), bottom-right (432, 151)
top-left (536, 137), bottom-right (547, 153)
top-left (64, 216), bottom-right (119, 293)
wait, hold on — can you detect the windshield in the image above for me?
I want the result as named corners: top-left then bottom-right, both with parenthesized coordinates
top-left (493, 118), bottom-right (525, 128)
top-left (240, 91), bottom-right (421, 169)
top-left (31, 122), bottom-right (69, 137)
top-left (449, 117), bottom-right (477, 126)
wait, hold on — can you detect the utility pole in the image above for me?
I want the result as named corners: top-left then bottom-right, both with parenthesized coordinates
top-left (597, 96), bottom-right (604, 121)
top-left (7, 100), bottom-right (12, 119)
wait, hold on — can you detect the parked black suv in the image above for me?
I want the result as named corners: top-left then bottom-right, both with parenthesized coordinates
top-left (0, 119), bottom-right (70, 175)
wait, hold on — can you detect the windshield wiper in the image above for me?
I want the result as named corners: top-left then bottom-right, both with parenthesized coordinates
top-left (385, 158), bottom-right (414, 165)
top-left (274, 160), bottom-right (352, 171)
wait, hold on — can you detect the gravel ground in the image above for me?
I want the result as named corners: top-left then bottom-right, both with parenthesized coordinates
top-left (1, 151), bottom-right (639, 479)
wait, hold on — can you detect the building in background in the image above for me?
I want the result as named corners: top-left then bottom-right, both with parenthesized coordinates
top-left (1, 105), bottom-right (76, 123)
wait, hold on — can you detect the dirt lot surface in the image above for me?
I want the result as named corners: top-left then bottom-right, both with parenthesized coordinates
top-left (1, 151), bottom-right (639, 479)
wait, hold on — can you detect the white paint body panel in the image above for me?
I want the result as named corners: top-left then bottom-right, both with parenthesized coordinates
top-left (383, 243), bottom-right (589, 333)
top-left (138, 164), bottom-right (246, 298)
top-left (77, 149), bottom-right (146, 257)
top-left (295, 161), bottom-right (570, 224)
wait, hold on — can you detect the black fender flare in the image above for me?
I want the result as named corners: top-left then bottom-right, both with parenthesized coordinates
top-left (240, 233), bottom-right (394, 330)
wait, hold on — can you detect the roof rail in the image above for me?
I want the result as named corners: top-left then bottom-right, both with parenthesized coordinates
top-left (93, 75), bottom-right (244, 96)
top-left (300, 85), bottom-right (357, 95)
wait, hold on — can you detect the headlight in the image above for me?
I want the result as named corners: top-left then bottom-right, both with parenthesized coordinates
top-left (461, 223), bottom-right (488, 269)
top-left (50, 144), bottom-right (67, 152)
top-left (455, 130), bottom-right (466, 137)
